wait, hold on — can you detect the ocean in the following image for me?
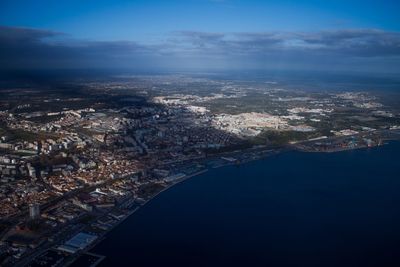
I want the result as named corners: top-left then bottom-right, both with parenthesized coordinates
top-left (92, 142), bottom-right (400, 267)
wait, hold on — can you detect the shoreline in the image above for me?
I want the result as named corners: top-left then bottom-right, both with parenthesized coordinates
top-left (64, 169), bottom-right (210, 266)
top-left (45, 131), bottom-right (400, 266)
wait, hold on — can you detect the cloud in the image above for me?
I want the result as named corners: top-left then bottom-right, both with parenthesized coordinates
top-left (0, 26), bottom-right (59, 43)
top-left (290, 29), bottom-right (400, 57)
top-left (1, 25), bottom-right (400, 72)
top-left (171, 29), bottom-right (400, 57)
top-left (0, 26), bottom-right (159, 69)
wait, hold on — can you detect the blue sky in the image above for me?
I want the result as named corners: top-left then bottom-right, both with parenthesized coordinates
top-left (1, 0), bottom-right (400, 40)
top-left (0, 0), bottom-right (400, 73)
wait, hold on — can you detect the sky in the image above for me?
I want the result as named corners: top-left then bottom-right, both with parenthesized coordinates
top-left (1, 0), bottom-right (400, 73)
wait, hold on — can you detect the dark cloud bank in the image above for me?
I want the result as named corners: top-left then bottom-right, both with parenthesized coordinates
top-left (1, 25), bottom-right (400, 73)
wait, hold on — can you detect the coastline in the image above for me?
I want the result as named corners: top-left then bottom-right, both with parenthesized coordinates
top-left (64, 130), bottom-right (400, 266)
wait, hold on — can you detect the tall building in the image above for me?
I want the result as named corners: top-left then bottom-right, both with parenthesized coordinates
top-left (29, 203), bottom-right (40, 220)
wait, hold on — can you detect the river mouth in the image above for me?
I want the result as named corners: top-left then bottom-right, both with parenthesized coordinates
top-left (91, 141), bottom-right (400, 267)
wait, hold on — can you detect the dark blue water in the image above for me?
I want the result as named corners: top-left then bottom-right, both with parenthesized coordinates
top-left (93, 142), bottom-right (400, 267)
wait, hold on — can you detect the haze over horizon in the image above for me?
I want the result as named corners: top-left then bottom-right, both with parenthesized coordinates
top-left (1, 0), bottom-right (400, 74)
